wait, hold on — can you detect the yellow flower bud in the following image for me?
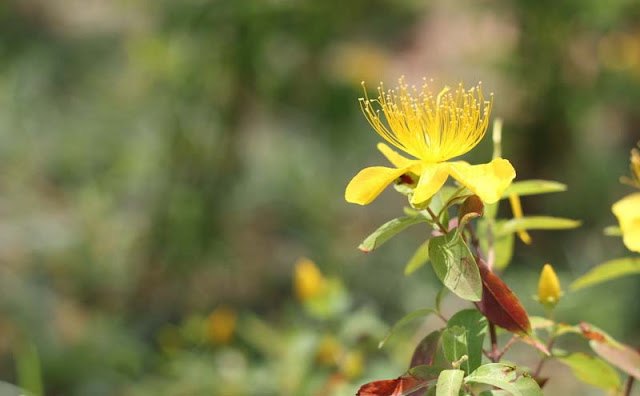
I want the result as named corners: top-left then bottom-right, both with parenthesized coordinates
top-left (293, 257), bottom-right (327, 301)
top-left (208, 306), bottom-right (237, 345)
top-left (538, 264), bottom-right (562, 309)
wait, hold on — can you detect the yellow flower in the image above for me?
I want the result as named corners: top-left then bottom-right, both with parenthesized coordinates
top-left (208, 306), bottom-right (237, 345)
top-left (345, 78), bottom-right (516, 206)
top-left (612, 192), bottom-right (640, 253)
top-left (293, 257), bottom-right (327, 301)
top-left (621, 143), bottom-right (640, 188)
top-left (538, 264), bottom-right (562, 309)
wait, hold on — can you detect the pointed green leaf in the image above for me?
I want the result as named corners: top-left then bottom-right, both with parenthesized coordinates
top-left (379, 308), bottom-right (438, 348)
top-left (405, 240), bottom-right (431, 275)
top-left (570, 257), bottom-right (640, 290)
top-left (442, 326), bottom-right (469, 373)
top-left (359, 216), bottom-right (428, 252)
top-left (436, 370), bottom-right (464, 396)
top-left (501, 180), bottom-right (567, 198)
top-left (447, 310), bottom-right (487, 374)
top-left (496, 216), bottom-right (581, 236)
top-left (557, 353), bottom-right (620, 390)
top-left (429, 230), bottom-right (482, 301)
top-left (465, 363), bottom-right (542, 396)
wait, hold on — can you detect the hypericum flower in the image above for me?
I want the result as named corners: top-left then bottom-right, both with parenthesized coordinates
top-left (612, 193), bottom-right (640, 253)
top-left (345, 78), bottom-right (515, 206)
top-left (621, 143), bottom-right (640, 188)
top-left (293, 257), bottom-right (327, 301)
top-left (208, 306), bottom-right (237, 345)
top-left (538, 263), bottom-right (562, 309)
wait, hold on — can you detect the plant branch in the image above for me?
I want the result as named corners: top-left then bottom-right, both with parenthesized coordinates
top-left (488, 321), bottom-right (499, 363)
top-left (533, 337), bottom-right (556, 378)
top-left (624, 375), bottom-right (635, 396)
top-left (427, 207), bottom-right (448, 234)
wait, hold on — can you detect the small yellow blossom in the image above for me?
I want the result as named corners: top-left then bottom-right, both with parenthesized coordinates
top-left (293, 257), bottom-right (327, 301)
top-left (208, 306), bottom-right (237, 345)
top-left (345, 78), bottom-right (516, 206)
top-left (621, 143), bottom-right (640, 188)
top-left (612, 192), bottom-right (640, 253)
top-left (339, 350), bottom-right (364, 379)
top-left (508, 194), bottom-right (532, 244)
top-left (316, 335), bottom-right (342, 366)
top-left (538, 264), bottom-right (562, 309)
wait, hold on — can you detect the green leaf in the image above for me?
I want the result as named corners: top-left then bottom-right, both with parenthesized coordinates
top-left (447, 310), bottom-right (487, 374)
top-left (442, 326), bottom-right (469, 373)
top-left (359, 216), bottom-right (428, 252)
top-left (429, 230), bottom-right (482, 302)
top-left (557, 353), bottom-right (621, 390)
top-left (529, 316), bottom-right (554, 331)
top-left (436, 370), bottom-right (464, 396)
top-left (405, 240), bottom-right (431, 275)
top-left (569, 257), bottom-right (640, 290)
top-left (465, 363), bottom-right (542, 396)
top-left (379, 308), bottom-right (437, 348)
top-left (604, 225), bottom-right (622, 236)
top-left (501, 180), bottom-right (567, 198)
top-left (477, 220), bottom-right (515, 271)
top-left (435, 287), bottom-right (448, 314)
top-left (496, 216), bottom-right (581, 236)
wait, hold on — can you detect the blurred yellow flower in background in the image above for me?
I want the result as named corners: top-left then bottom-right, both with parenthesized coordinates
top-left (208, 306), bottom-right (237, 345)
top-left (538, 264), bottom-right (562, 309)
top-left (509, 194), bottom-right (532, 245)
top-left (345, 78), bottom-right (515, 206)
top-left (294, 257), bottom-right (327, 301)
top-left (613, 143), bottom-right (640, 253)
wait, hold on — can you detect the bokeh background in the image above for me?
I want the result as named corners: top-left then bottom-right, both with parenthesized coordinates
top-left (0, 0), bottom-right (638, 395)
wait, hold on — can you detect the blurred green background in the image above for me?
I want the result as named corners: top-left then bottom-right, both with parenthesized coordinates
top-left (0, 0), bottom-right (638, 395)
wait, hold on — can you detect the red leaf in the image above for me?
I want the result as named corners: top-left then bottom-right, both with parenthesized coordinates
top-left (474, 260), bottom-right (531, 334)
top-left (591, 340), bottom-right (640, 381)
top-left (409, 330), bottom-right (441, 368)
top-left (578, 322), bottom-right (606, 343)
top-left (356, 375), bottom-right (427, 396)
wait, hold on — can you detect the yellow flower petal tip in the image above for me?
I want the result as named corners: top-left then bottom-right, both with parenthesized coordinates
top-left (294, 257), bottom-right (327, 301)
top-left (346, 77), bottom-right (515, 206)
top-left (612, 192), bottom-right (640, 253)
top-left (509, 193), bottom-right (532, 244)
top-left (538, 264), bottom-right (562, 309)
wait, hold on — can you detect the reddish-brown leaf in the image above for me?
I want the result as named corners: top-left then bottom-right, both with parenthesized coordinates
top-left (458, 195), bottom-right (484, 228)
top-left (409, 330), bottom-right (441, 368)
top-left (356, 375), bottom-right (428, 396)
top-left (590, 340), bottom-right (640, 381)
top-left (579, 322), bottom-right (607, 343)
top-left (474, 260), bottom-right (531, 334)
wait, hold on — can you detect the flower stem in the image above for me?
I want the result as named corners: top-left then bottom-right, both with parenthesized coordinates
top-left (427, 207), bottom-right (448, 234)
top-left (489, 321), bottom-right (499, 363)
top-left (624, 375), bottom-right (635, 396)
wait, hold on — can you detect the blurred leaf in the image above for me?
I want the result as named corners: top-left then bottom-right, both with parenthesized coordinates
top-left (517, 335), bottom-right (550, 356)
top-left (435, 287), bottom-right (448, 314)
top-left (379, 309), bottom-right (438, 349)
top-left (529, 316), bottom-right (554, 331)
top-left (590, 340), bottom-right (640, 381)
top-left (458, 195), bottom-right (484, 230)
top-left (477, 220), bottom-right (515, 270)
top-left (569, 257), bottom-right (640, 290)
top-left (356, 374), bottom-right (430, 396)
top-left (496, 216), bottom-right (581, 236)
top-left (464, 363), bottom-right (542, 396)
top-left (410, 330), bottom-right (443, 368)
top-left (359, 217), bottom-right (428, 252)
top-left (442, 326), bottom-right (469, 373)
top-left (603, 225), bottom-right (622, 236)
top-left (557, 353), bottom-right (621, 390)
top-left (447, 310), bottom-right (487, 374)
top-left (436, 370), bottom-right (464, 396)
top-left (475, 261), bottom-right (531, 334)
top-left (405, 240), bottom-right (431, 275)
top-left (501, 180), bottom-right (567, 198)
top-left (14, 339), bottom-right (42, 396)
top-left (428, 230), bottom-right (482, 301)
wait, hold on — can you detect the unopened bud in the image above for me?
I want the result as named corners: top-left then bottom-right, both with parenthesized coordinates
top-left (538, 264), bottom-right (562, 309)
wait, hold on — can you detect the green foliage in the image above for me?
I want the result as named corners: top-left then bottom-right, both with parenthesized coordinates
top-left (501, 180), bottom-right (567, 197)
top-left (359, 216), bottom-right (429, 252)
top-left (557, 353), bottom-right (621, 391)
top-left (464, 364), bottom-right (542, 396)
top-left (404, 239), bottom-right (431, 275)
top-left (446, 310), bottom-right (487, 374)
top-left (570, 257), bottom-right (640, 290)
top-left (428, 230), bottom-right (482, 301)
top-left (435, 370), bottom-right (464, 396)
top-left (378, 308), bottom-right (438, 349)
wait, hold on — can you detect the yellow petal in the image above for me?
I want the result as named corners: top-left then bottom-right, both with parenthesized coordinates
top-left (447, 158), bottom-right (516, 204)
top-left (508, 194), bottom-right (532, 245)
top-left (377, 142), bottom-right (415, 168)
top-left (612, 192), bottom-right (640, 253)
top-left (345, 165), bottom-right (414, 205)
top-left (411, 163), bottom-right (450, 205)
